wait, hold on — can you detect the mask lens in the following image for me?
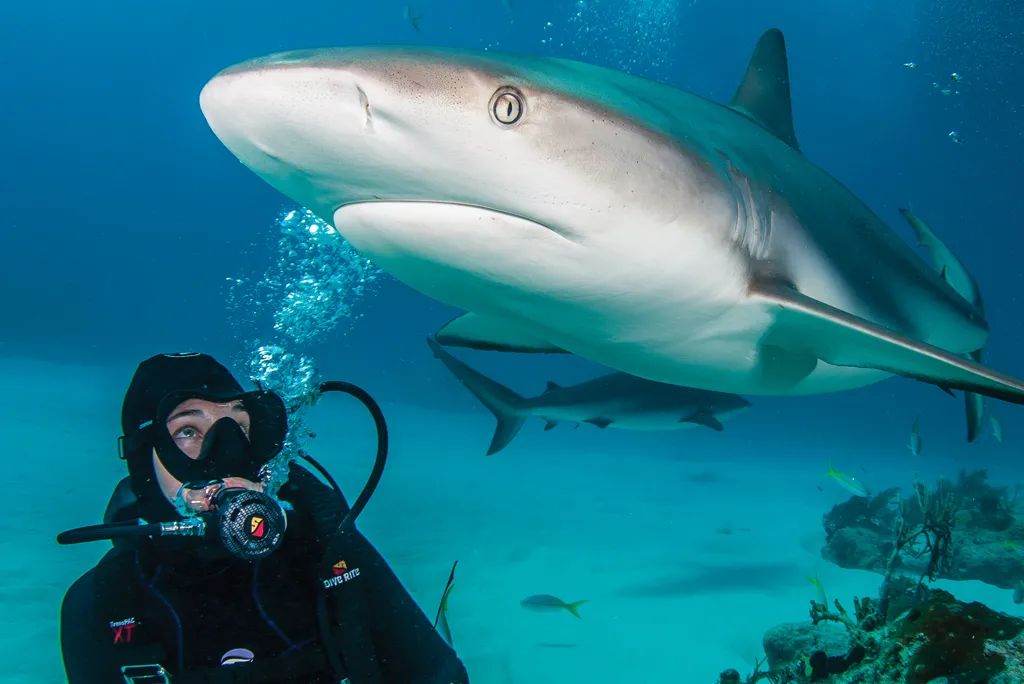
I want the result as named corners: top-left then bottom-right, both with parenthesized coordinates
top-left (152, 390), bottom-right (288, 485)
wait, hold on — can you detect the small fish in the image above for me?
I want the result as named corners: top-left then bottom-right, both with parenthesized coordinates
top-left (940, 88), bottom-right (953, 96)
top-left (1004, 540), bottom-right (1024, 558)
top-left (949, 131), bottom-right (964, 144)
top-left (1014, 580), bottom-right (1024, 605)
top-left (403, 5), bottom-right (423, 31)
top-left (521, 594), bottom-right (588, 618)
top-left (903, 61), bottom-right (918, 69)
top-left (807, 574), bottom-right (828, 607)
top-left (932, 82), bottom-right (940, 88)
top-left (991, 415), bottom-right (1003, 443)
top-left (909, 415), bottom-right (922, 455)
top-left (432, 561), bottom-right (458, 647)
top-left (826, 461), bottom-right (869, 498)
top-left (951, 72), bottom-right (963, 82)
top-left (800, 653), bottom-right (814, 677)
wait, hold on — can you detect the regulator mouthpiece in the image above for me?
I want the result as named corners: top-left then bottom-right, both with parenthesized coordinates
top-left (208, 487), bottom-right (287, 561)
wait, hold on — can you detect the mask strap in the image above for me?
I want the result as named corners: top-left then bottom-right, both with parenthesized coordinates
top-left (118, 422), bottom-right (154, 460)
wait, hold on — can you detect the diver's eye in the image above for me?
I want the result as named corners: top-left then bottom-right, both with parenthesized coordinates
top-left (489, 87), bottom-right (525, 126)
top-left (174, 426), bottom-right (201, 441)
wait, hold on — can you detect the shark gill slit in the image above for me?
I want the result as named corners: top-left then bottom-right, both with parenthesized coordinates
top-left (356, 85), bottom-right (373, 129)
top-left (718, 150), bottom-right (771, 264)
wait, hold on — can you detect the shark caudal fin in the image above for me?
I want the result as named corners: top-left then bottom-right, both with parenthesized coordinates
top-left (427, 337), bottom-right (527, 455)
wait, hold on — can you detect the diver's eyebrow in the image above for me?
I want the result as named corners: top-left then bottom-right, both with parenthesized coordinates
top-left (231, 404), bottom-right (248, 413)
top-left (166, 408), bottom-right (204, 423)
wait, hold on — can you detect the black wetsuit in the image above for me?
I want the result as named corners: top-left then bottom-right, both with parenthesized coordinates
top-left (60, 464), bottom-right (468, 684)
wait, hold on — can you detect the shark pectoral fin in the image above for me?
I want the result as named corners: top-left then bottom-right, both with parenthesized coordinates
top-left (966, 390), bottom-right (985, 442)
top-left (681, 411), bottom-right (724, 431)
top-left (728, 28), bottom-right (800, 151)
top-left (544, 381), bottom-right (563, 393)
top-left (965, 349), bottom-right (985, 443)
top-left (751, 280), bottom-right (1024, 406)
top-left (585, 418), bottom-right (613, 429)
top-left (757, 343), bottom-right (818, 391)
top-left (435, 313), bottom-right (569, 353)
top-left (543, 419), bottom-right (559, 431)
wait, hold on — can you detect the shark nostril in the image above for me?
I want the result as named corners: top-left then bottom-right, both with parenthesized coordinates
top-left (356, 85), bottom-right (373, 131)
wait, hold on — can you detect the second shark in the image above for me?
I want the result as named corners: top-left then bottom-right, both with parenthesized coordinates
top-left (427, 338), bottom-right (750, 455)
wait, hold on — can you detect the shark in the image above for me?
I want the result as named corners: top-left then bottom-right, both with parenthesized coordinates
top-left (198, 29), bottom-right (1024, 429)
top-left (899, 208), bottom-right (987, 442)
top-left (427, 337), bottom-right (750, 455)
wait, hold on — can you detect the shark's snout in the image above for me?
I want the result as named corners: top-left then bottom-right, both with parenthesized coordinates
top-left (199, 67), bottom-right (296, 172)
top-left (200, 58), bottom-right (389, 220)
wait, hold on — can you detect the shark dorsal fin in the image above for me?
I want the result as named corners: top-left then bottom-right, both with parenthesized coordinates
top-left (544, 381), bottom-right (562, 393)
top-left (728, 29), bottom-right (800, 151)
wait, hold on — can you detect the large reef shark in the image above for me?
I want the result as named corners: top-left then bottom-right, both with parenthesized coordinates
top-left (899, 208), bottom-right (987, 441)
top-left (199, 29), bottom-right (1024, 429)
top-left (427, 337), bottom-right (750, 455)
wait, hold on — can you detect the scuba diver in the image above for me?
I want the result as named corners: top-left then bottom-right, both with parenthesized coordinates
top-left (58, 352), bottom-right (468, 684)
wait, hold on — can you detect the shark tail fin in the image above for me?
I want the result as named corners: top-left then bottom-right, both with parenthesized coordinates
top-left (427, 337), bottom-right (527, 455)
top-left (565, 600), bottom-right (588, 619)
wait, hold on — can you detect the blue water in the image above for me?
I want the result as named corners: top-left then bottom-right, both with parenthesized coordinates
top-left (2, 0), bottom-right (1023, 682)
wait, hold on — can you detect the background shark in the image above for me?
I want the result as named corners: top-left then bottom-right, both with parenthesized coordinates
top-left (427, 338), bottom-right (750, 456)
top-left (900, 208), bottom-right (987, 441)
top-left (199, 28), bottom-right (1024, 432)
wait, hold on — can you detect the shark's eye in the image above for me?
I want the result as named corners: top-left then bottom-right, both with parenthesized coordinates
top-left (489, 87), bottom-right (525, 126)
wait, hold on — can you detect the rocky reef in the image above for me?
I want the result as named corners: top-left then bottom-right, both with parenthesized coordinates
top-left (717, 578), bottom-right (1024, 683)
top-left (715, 474), bottom-right (1024, 683)
top-left (822, 469), bottom-right (1024, 590)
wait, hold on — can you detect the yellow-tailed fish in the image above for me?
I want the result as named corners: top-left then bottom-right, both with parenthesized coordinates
top-left (521, 594), bottom-right (588, 618)
top-left (800, 653), bottom-right (814, 677)
top-left (432, 561), bottom-right (457, 647)
top-left (826, 461), bottom-right (869, 498)
top-left (908, 415), bottom-right (922, 455)
top-left (807, 574), bottom-right (828, 606)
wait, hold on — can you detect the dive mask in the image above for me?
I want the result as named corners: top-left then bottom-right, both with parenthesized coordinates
top-left (150, 389), bottom-right (288, 485)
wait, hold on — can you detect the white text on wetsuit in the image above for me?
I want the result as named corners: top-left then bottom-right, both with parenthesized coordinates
top-left (323, 567), bottom-right (360, 589)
